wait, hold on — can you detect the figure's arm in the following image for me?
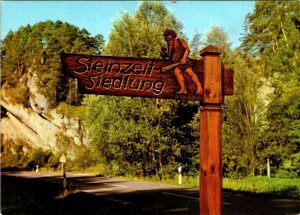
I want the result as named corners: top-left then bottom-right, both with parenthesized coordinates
top-left (178, 37), bottom-right (190, 64)
top-left (167, 40), bottom-right (173, 59)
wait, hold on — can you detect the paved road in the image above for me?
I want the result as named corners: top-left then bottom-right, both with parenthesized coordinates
top-left (2, 171), bottom-right (300, 215)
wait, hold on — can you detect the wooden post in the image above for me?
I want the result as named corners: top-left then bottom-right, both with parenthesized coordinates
top-left (62, 162), bottom-right (67, 190)
top-left (60, 154), bottom-right (67, 190)
top-left (61, 42), bottom-right (233, 214)
top-left (199, 46), bottom-right (223, 215)
top-left (267, 158), bottom-right (271, 179)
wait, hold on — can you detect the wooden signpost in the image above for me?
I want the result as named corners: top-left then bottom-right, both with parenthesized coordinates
top-left (61, 52), bottom-right (233, 101)
top-left (61, 44), bottom-right (233, 215)
top-left (199, 46), bottom-right (223, 215)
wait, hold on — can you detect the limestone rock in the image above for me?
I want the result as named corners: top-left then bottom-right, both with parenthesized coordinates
top-left (0, 95), bottom-right (86, 158)
top-left (27, 72), bottom-right (50, 114)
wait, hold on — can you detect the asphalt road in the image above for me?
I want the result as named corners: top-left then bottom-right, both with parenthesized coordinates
top-left (2, 171), bottom-right (300, 215)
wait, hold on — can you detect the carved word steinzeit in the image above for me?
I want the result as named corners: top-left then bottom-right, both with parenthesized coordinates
top-left (75, 57), bottom-right (165, 95)
top-left (61, 53), bottom-right (234, 101)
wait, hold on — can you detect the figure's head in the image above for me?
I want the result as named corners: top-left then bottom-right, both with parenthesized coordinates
top-left (163, 29), bottom-right (177, 41)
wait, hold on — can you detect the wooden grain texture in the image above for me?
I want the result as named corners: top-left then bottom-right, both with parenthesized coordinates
top-left (61, 53), bottom-right (204, 101)
top-left (204, 56), bottom-right (222, 103)
top-left (200, 45), bottom-right (221, 56)
top-left (200, 46), bottom-right (222, 104)
top-left (61, 53), bottom-right (233, 101)
top-left (200, 105), bottom-right (222, 215)
top-left (199, 46), bottom-right (223, 215)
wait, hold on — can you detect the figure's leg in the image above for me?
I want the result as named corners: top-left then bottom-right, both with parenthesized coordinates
top-left (174, 68), bottom-right (187, 94)
top-left (185, 68), bottom-right (203, 94)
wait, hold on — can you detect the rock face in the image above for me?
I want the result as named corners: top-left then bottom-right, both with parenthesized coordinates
top-left (1, 96), bottom-right (86, 157)
top-left (0, 71), bottom-right (87, 159)
top-left (27, 71), bottom-right (50, 114)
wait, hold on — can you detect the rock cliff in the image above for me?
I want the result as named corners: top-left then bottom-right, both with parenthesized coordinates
top-left (0, 71), bottom-right (87, 160)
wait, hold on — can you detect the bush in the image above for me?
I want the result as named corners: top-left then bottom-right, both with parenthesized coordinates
top-left (46, 153), bottom-right (60, 169)
top-left (71, 148), bottom-right (97, 169)
top-left (2, 79), bottom-right (30, 106)
top-left (56, 102), bottom-right (87, 121)
top-left (27, 148), bottom-right (52, 170)
top-left (1, 139), bottom-right (32, 169)
top-left (276, 169), bottom-right (298, 178)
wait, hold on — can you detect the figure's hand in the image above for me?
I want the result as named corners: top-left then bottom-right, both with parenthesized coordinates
top-left (161, 47), bottom-right (167, 52)
top-left (160, 47), bottom-right (168, 59)
top-left (180, 58), bottom-right (187, 64)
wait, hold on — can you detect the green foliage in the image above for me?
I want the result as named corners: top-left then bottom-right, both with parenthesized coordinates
top-left (189, 33), bottom-right (202, 59)
top-left (103, 1), bottom-right (182, 57)
top-left (56, 102), bottom-right (87, 121)
top-left (0, 137), bottom-right (60, 170)
top-left (1, 1), bottom-right (299, 183)
top-left (66, 146), bottom-right (102, 172)
top-left (204, 26), bottom-right (231, 52)
top-left (46, 153), bottom-right (60, 169)
top-left (277, 152), bottom-right (300, 178)
top-left (221, 1), bottom-right (300, 178)
top-left (27, 148), bottom-right (53, 169)
top-left (223, 177), bottom-right (300, 198)
top-left (239, 1), bottom-right (300, 176)
top-left (86, 96), bottom-right (199, 177)
top-left (222, 52), bottom-right (266, 177)
top-left (241, 1), bottom-right (300, 76)
top-left (1, 20), bottom-right (105, 107)
top-left (1, 77), bottom-right (30, 106)
top-left (86, 95), bottom-right (199, 178)
top-left (86, 1), bottom-right (199, 179)
top-left (86, 1), bottom-right (299, 180)
top-left (202, 26), bottom-right (265, 178)
top-left (1, 139), bottom-right (32, 169)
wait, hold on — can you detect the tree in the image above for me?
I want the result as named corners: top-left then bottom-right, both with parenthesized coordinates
top-left (241, 1), bottom-right (300, 174)
top-left (222, 53), bottom-right (266, 177)
top-left (87, 1), bottom-right (199, 178)
top-left (204, 26), bottom-right (234, 65)
top-left (202, 26), bottom-right (268, 177)
top-left (241, 1), bottom-right (300, 77)
top-left (103, 1), bottom-right (182, 57)
top-left (1, 21), bottom-right (105, 107)
top-left (189, 33), bottom-right (202, 59)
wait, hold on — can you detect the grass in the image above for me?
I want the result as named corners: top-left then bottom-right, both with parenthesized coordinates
top-left (55, 189), bottom-right (81, 199)
top-left (116, 174), bottom-right (199, 188)
top-left (56, 102), bottom-right (87, 121)
top-left (223, 177), bottom-right (300, 198)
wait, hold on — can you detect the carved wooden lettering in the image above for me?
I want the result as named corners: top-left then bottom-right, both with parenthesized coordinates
top-left (61, 53), bottom-right (233, 101)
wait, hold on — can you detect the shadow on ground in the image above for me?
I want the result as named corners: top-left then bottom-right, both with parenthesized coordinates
top-left (1, 173), bottom-right (300, 215)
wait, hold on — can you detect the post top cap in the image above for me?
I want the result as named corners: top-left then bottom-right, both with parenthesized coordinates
top-left (200, 45), bottom-right (221, 56)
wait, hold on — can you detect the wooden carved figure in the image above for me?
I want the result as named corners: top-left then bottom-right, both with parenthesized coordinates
top-left (160, 29), bottom-right (203, 95)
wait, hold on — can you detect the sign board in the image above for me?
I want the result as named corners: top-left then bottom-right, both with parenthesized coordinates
top-left (61, 45), bottom-right (234, 215)
top-left (61, 53), bottom-right (233, 101)
top-left (59, 154), bottom-right (67, 163)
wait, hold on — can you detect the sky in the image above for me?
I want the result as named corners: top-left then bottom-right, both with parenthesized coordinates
top-left (1, 1), bottom-right (255, 48)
